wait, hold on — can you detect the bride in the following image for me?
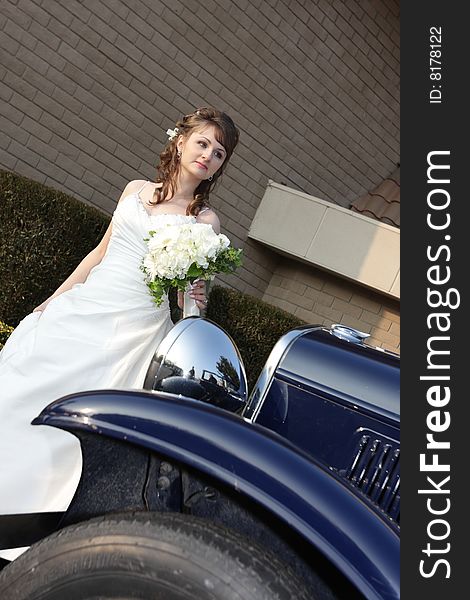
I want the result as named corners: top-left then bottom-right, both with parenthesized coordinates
top-left (0, 107), bottom-right (240, 561)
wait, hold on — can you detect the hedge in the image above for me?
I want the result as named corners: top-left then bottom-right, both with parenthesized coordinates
top-left (0, 169), bottom-right (110, 327)
top-left (206, 285), bottom-right (305, 391)
top-left (0, 320), bottom-right (14, 350)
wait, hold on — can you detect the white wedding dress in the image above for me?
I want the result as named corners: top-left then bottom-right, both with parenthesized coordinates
top-left (0, 185), bottom-right (196, 559)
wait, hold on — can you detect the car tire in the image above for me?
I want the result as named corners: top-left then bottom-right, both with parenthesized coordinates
top-left (0, 511), bottom-right (312, 599)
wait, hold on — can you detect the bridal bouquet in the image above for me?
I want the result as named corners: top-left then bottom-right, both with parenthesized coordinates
top-left (141, 221), bottom-right (243, 307)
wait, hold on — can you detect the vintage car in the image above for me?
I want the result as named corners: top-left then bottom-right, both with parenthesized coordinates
top-left (0, 318), bottom-right (400, 600)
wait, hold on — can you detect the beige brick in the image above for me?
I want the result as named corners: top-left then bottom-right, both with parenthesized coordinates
top-left (381, 341), bottom-right (400, 354)
top-left (274, 260), bottom-right (295, 278)
top-left (262, 292), bottom-right (277, 305)
top-left (289, 265), bottom-right (325, 288)
top-left (279, 278), bottom-right (307, 295)
top-left (263, 283), bottom-right (277, 295)
top-left (263, 286), bottom-right (290, 302)
top-left (239, 269), bottom-right (260, 289)
top-left (304, 287), bottom-right (335, 306)
top-left (381, 307), bottom-right (400, 323)
top-left (361, 309), bottom-right (392, 329)
top-left (332, 298), bottom-right (362, 319)
top-left (265, 297), bottom-right (295, 313)
top-left (350, 292), bottom-right (382, 313)
top-left (313, 303), bottom-right (343, 322)
top-left (294, 307), bottom-right (317, 323)
top-left (389, 321), bottom-right (400, 337)
top-left (291, 293), bottom-right (315, 311)
top-left (339, 315), bottom-right (372, 333)
top-left (300, 271), bottom-right (326, 290)
top-left (323, 281), bottom-right (353, 302)
top-left (367, 336), bottom-right (383, 348)
top-left (371, 329), bottom-right (400, 347)
top-left (270, 274), bottom-right (283, 287)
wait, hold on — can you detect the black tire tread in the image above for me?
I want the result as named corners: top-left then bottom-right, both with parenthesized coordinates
top-left (0, 511), bottom-right (313, 600)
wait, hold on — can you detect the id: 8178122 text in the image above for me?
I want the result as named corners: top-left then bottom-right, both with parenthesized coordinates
top-left (429, 26), bottom-right (442, 104)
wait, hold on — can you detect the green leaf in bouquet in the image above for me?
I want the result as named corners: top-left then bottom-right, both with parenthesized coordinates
top-left (140, 223), bottom-right (244, 308)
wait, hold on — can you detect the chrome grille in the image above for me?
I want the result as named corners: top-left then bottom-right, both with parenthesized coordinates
top-left (345, 434), bottom-right (400, 524)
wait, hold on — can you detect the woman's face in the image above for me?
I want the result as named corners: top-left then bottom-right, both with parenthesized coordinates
top-left (177, 124), bottom-right (227, 183)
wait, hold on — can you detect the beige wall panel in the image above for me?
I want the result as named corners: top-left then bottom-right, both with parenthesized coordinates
top-left (305, 210), bottom-right (400, 294)
top-left (390, 272), bottom-right (401, 297)
top-left (249, 186), bottom-right (326, 256)
top-left (250, 182), bottom-right (400, 298)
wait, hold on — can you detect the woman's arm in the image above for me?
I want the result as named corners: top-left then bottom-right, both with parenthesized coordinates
top-left (33, 224), bottom-right (113, 312)
top-left (34, 181), bottom-right (140, 312)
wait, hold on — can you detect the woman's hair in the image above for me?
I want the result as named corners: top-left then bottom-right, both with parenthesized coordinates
top-left (152, 107), bottom-right (239, 215)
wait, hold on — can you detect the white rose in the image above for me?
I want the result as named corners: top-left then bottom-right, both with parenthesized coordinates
top-left (142, 221), bottom-right (236, 287)
top-left (218, 233), bottom-right (230, 248)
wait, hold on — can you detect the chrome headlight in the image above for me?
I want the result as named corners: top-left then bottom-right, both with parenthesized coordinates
top-left (144, 317), bottom-right (248, 414)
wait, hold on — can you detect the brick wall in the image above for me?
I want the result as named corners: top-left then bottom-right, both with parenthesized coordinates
top-left (1, 0), bottom-right (399, 334)
top-left (263, 257), bottom-right (400, 353)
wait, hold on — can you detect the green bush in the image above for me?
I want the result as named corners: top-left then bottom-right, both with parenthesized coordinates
top-left (0, 320), bottom-right (14, 350)
top-left (206, 285), bottom-right (305, 391)
top-left (0, 170), bottom-right (110, 327)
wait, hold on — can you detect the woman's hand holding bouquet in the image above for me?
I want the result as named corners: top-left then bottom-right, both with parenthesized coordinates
top-left (141, 222), bottom-right (242, 314)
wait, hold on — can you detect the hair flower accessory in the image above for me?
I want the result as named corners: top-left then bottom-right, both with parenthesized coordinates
top-left (166, 127), bottom-right (179, 141)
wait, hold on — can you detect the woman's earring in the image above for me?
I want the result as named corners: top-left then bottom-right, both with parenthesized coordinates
top-left (177, 150), bottom-right (182, 159)
top-left (208, 175), bottom-right (213, 181)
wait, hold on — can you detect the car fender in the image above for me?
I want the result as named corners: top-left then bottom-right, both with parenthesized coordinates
top-left (33, 389), bottom-right (399, 600)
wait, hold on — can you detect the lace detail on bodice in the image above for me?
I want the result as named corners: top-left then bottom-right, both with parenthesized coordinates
top-left (132, 192), bottom-right (196, 224)
top-left (134, 180), bottom-right (210, 220)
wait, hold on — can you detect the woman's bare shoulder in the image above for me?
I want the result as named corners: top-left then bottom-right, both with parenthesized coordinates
top-left (197, 207), bottom-right (220, 234)
top-left (117, 180), bottom-right (144, 202)
top-left (117, 180), bottom-right (162, 203)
